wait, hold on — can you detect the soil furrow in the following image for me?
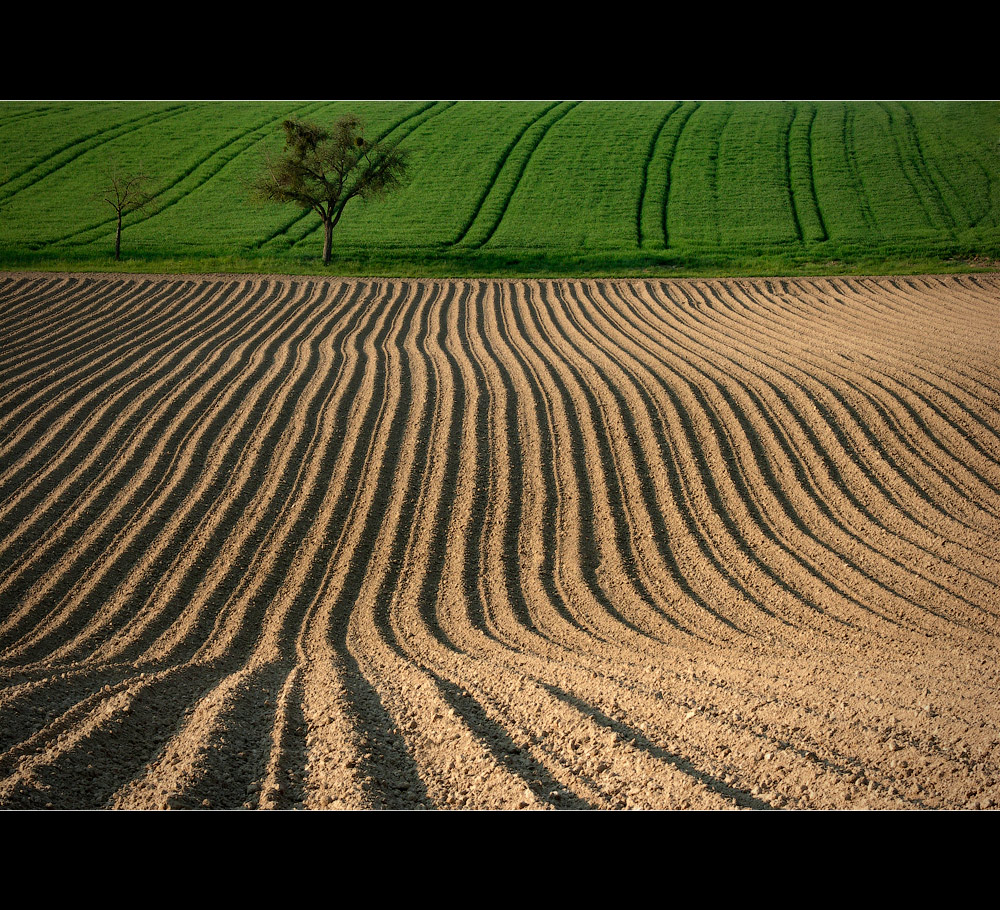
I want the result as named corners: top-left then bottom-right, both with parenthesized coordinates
top-left (1, 273), bottom-right (998, 811)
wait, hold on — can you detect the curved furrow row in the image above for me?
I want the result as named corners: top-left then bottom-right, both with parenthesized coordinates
top-left (328, 280), bottom-right (561, 808)
top-left (562, 279), bottom-right (837, 634)
top-left (0, 280), bottom-right (268, 600)
top-left (0, 278), bottom-right (231, 517)
top-left (0, 278), bottom-right (225, 608)
top-left (330, 282), bottom-right (735, 808)
top-left (234, 280), bottom-right (415, 809)
top-left (536, 281), bottom-right (730, 644)
top-left (797, 275), bottom-right (999, 409)
top-left (317, 280), bottom-right (472, 808)
top-left (718, 322), bottom-right (1000, 624)
top-left (286, 280), bottom-right (444, 808)
top-left (0, 274), bottom-right (97, 360)
top-left (395, 282), bottom-right (699, 804)
top-left (120, 280), bottom-right (356, 668)
top-left (652, 280), bottom-right (995, 633)
top-left (584, 280), bottom-right (899, 636)
top-left (686, 277), bottom-right (1000, 559)
top-left (774, 279), bottom-right (1000, 534)
top-left (0, 278), bottom-right (320, 776)
top-left (671, 278), bottom-right (1000, 612)
top-left (568, 281), bottom-right (891, 635)
top-left (366, 284), bottom-right (830, 807)
top-left (775, 279), bottom-right (1000, 521)
top-left (0, 274), bottom-right (998, 810)
top-left (851, 276), bottom-right (1000, 465)
top-left (560, 278), bottom-right (894, 638)
top-left (555, 285), bottom-right (792, 638)
top-left (0, 280), bottom-right (395, 807)
top-left (473, 281), bottom-right (586, 652)
top-left (499, 280), bottom-right (659, 649)
top-left (0, 275), bottom-right (202, 406)
top-left (121, 279), bottom-right (415, 809)
top-left (328, 279), bottom-right (727, 808)
top-left (513, 281), bottom-right (682, 648)
top-left (0, 274), bottom-right (145, 362)
top-left (0, 276), bottom-right (170, 448)
top-left (0, 280), bottom-right (309, 657)
top-left (437, 280), bottom-right (526, 655)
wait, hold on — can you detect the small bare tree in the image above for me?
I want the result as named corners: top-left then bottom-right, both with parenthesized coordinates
top-left (251, 115), bottom-right (410, 266)
top-left (100, 165), bottom-right (156, 261)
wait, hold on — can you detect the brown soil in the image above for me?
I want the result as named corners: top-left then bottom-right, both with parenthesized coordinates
top-left (1, 272), bottom-right (998, 810)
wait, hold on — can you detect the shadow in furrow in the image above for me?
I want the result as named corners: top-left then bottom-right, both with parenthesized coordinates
top-left (115, 279), bottom-right (407, 807)
top-left (513, 284), bottom-right (655, 639)
top-left (260, 666), bottom-right (311, 809)
top-left (430, 671), bottom-right (596, 809)
top-left (541, 682), bottom-right (774, 810)
top-left (323, 282), bottom-right (433, 809)
top-left (618, 281), bottom-right (864, 628)
top-left (0, 663), bottom-right (244, 810)
top-left (0, 277), bottom-right (147, 410)
top-left (701, 279), bottom-right (1000, 595)
top-left (492, 282), bottom-right (594, 639)
top-left (547, 282), bottom-right (708, 640)
top-left (0, 277), bottom-right (212, 440)
top-left (554, 281), bottom-right (758, 633)
top-left (458, 282), bottom-right (507, 646)
top-left (368, 282), bottom-right (445, 660)
top-left (180, 284), bottom-right (406, 806)
top-left (710, 360), bottom-right (982, 627)
top-left (173, 664), bottom-right (299, 810)
top-left (412, 282), bottom-right (464, 652)
top-left (472, 283), bottom-right (554, 646)
top-left (0, 282), bottom-right (279, 655)
top-left (0, 279), bottom-right (263, 578)
top-left (0, 665), bottom-right (133, 755)
top-left (120, 282), bottom-right (364, 666)
top-left (3, 282), bottom-right (323, 664)
top-left (737, 278), bottom-right (1000, 536)
top-left (0, 275), bottom-right (66, 335)
top-left (0, 278), bottom-right (209, 528)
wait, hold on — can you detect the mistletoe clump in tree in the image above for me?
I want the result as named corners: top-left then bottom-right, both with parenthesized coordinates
top-left (252, 115), bottom-right (411, 265)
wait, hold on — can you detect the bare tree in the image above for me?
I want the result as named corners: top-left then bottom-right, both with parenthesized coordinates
top-left (100, 164), bottom-right (156, 261)
top-left (252, 115), bottom-right (410, 266)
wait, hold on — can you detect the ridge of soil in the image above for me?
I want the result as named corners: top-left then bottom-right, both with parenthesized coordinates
top-left (1, 272), bottom-right (998, 810)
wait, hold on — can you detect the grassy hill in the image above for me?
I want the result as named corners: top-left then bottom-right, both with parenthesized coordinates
top-left (1, 99), bottom-right (998, 276)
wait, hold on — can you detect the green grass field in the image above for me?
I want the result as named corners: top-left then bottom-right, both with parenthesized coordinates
top-left (1, 100), bottom-right (998, 276)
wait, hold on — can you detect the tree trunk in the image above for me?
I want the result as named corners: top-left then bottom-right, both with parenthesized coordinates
top-left (114, 211), bottom-right (122, 262)
top-left (323, 218), bottom-right (333, 266)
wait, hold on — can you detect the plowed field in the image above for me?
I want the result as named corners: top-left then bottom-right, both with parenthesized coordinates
top-left (2, 272), bottom-right (999, 810)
